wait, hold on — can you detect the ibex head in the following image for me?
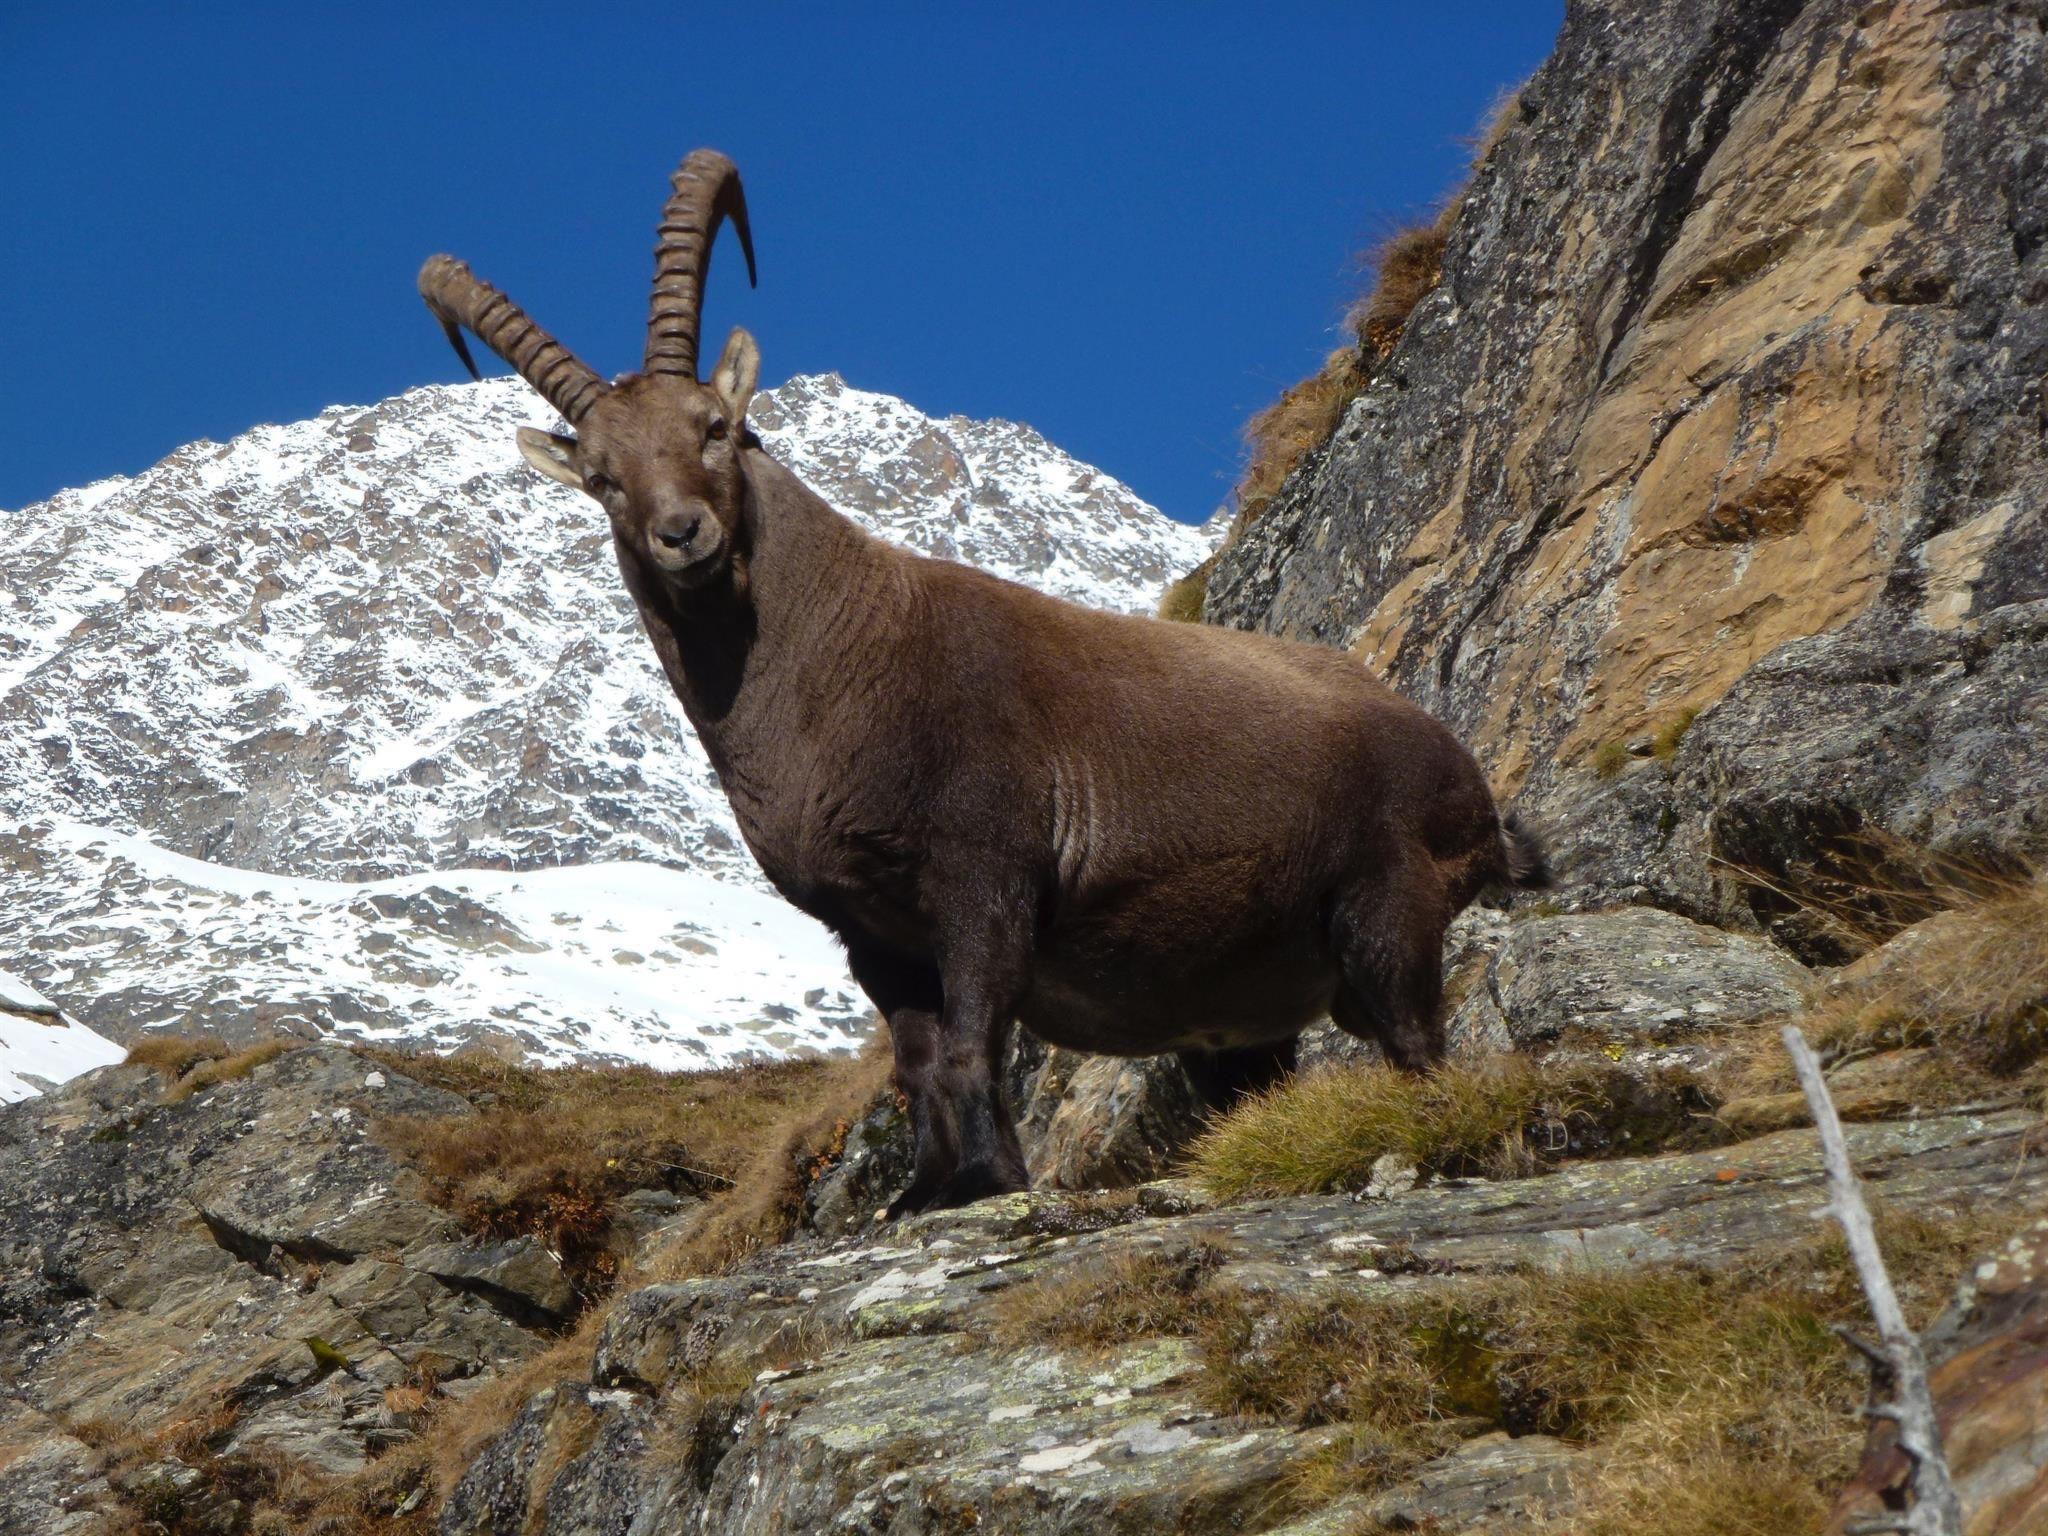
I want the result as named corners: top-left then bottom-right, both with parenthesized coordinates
top-left (419, 150), bottom-right (761, 594)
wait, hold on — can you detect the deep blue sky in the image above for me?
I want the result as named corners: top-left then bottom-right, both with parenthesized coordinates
top-left (1, 5), bottom-right (1559, 523)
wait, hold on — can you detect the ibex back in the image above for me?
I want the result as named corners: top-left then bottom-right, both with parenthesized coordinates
top-left (418, 149), bottom-right (1550, 1216)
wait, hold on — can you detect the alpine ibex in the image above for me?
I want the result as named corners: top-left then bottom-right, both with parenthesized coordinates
top-left (418, 149), bottom-right (1549, 1215)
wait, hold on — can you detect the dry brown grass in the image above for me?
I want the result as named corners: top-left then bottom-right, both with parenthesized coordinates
top-left (368, 1039), bottom-right (889, 1304)
top-left (163, 1038), bottom-right (296, 1103)
top-left (1590, 738), bottom-right (1629, 780)
top-left (1712, 878), bottom-right (2048, 1129)
top-left (1223, 90), bottom-right (1521, 544)
top-left (1717, 828), bottom-right (2027, 966)
top-left (1185, 1054), bottom-right (1688, 1201)
top-left (1649, 705), bottom-right (1700, 762)
top-left (123, 1034), bottom-right (229, 1081)
top-left (989, 1239), bottom-right (1233, 1351)
top-left (1155, 554), bottom-right (1217, 623)
top-left (1195, 1203), bottom-right (2028, 1524)
top-left (636, 1035), bottom-right (895, 1282)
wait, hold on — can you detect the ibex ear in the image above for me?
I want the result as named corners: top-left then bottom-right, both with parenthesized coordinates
top-left (516, 427), bottom-right (583, 489)
top-left (710, 327), bottom-right (761, 423)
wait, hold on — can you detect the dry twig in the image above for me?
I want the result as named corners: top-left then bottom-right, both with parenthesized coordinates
top-left (1782, 1024), bottom-right (1964, 1536)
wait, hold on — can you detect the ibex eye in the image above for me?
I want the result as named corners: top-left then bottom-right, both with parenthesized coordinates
top-left (584, 472), bottom-right (615, 496)
top-left (706, 418), bottom-right (729, 442)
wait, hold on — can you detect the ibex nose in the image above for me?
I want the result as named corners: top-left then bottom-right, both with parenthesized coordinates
top-left (652, 509), bottom-right (702, 551)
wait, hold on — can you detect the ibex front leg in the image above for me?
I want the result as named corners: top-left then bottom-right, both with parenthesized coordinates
top-left (851, 894), bottom-right (1032, 1218)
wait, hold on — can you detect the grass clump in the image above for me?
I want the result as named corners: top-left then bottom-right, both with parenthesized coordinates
top-left (990, 1239), bottom-right (1232, 1351)
top-left (1231, 214), bottom-right (1453, 529)
top-left (1193, 1203), bottom-right (2028, 1523)
top-left (1713, 878), bottom-right (2048, 1125)
top-left (1156, 555), bottom-right (1216, 623)
top-left (163, 1038), bottom-right (296, 1102)
top-left (1591, 738), bottom-right (1629, 780)
top-left (124, 1034), bottom-right (229, 1081)
top-left (1802, 879), bottom-right (2048, 1074)
top-left (1186, 1055), bottom-right (1624, 1200)
top-left (371, 1038), bottom-right (892, 1305)
top-left (1223, 91), bottom-right (1521, 545)
top-left (1650, 705), bottom-right (1700, 761)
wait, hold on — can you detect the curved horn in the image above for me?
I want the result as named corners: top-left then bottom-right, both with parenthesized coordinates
top-left (645, 148), bottom-right (757, 378)
top-left (417, 255), bottom-right (608, 423)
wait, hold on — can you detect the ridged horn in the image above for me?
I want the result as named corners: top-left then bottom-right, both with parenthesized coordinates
top-left (417, 255), bottom-right (608, 423)
top-left (645, 149), bottom-right (757, 378)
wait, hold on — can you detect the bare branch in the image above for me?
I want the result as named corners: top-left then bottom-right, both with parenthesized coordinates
top-left (1783, 1024), bottom-right (1965, 1536)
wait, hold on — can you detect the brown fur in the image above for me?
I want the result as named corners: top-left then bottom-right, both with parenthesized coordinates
top-left (419, 149), bottom-right (1548, 1216)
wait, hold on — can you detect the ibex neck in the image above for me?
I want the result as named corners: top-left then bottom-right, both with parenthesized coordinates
top-left (637, 451), bottom-right (910, 785)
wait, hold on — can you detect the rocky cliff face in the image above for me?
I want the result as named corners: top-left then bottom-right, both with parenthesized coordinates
top-left (1208, 0), bottom-right (2047, 943)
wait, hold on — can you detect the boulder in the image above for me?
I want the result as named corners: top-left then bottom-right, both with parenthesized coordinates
top-left (405, 1235), bottom-right (577, 1323)
top-left (1448, 906), bottom-right (1811, 1059)
top-left (0, 1042), bottom-right (552, 1525)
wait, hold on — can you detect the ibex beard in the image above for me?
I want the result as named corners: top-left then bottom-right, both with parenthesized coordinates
top-left (417, 149), bottom-right (1551, 1217)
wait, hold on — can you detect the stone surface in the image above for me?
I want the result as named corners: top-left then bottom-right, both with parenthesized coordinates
top-left (1448, 905), bottom-right (1811, 1060)
top-left (407, 1235), bottom-right (577, 1323)
top-left (0, 1044), bottom-right (554, 1527)
top-left (1207, 0), bottom-right (2048, 921)
top-left (450, 1105), bottom-right (2046, 1534)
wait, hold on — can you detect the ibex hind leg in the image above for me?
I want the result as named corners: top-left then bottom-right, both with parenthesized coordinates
top-left (1326, 875), bottom-right (1449, 1072)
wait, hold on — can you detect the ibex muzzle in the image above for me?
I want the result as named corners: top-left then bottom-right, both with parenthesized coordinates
top-left (419, 150), bottom-right (1551, 1218)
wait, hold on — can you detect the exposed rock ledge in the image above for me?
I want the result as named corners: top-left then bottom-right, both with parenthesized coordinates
top-left (446, 1103), bottom-right (2044, 1534)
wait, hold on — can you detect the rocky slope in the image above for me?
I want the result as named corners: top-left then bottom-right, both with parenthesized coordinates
top-left (1208, 0), bottom-right (2047, 945)
top-left (0, 374), bottom-right (1213, 1065)
top-left (6, 2), bottom-right (2048, 1534)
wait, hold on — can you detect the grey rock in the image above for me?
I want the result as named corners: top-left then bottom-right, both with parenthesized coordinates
top-left (1265, 1433), bottom-right (1583, 1535)
top-left (0, 1042), bottom-right (552, 1526)
top-left (463, 1105), bottom-right (2047, 1534)
top-left (1452, 906), bottom-right (1811, 1057)
top-left (407, 1234), bottom-right (577, 1323)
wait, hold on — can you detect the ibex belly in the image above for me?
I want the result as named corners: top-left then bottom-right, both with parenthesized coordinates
top-left (1021, 889), bottom-right (1339, 1056)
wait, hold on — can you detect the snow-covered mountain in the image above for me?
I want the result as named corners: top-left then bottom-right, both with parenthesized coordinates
top-left (0, 374), bottom-right (1214, 1069)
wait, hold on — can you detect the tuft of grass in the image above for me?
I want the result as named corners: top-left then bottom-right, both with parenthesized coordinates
top-left (1591, 739), bottom-right (1630, 780)
top-left (1551, 1447), bottom-right (1833, 1536)
top-left (1650, 706), bottom-right (1700, 762)
top-left (124, 1034), bottom-right (229, 1081)
top-left (635, 1036), bottom-right (896, 1283)
top-left (1195, 1204), bottom-right (2029, 1527)
top-left (1156, 556), bottom-right (1216, 623)
top-left (371, 1038), bottom-right (892, 1306)
top-left (1230, 206), bottom-right (1452, 529)
top-left (1804, 880), bottom-right (2048, 1074)
top-left (1186, 1055), bottom-right (1626, 1200)
top-left (989, 1240), bottom-right (1232, 1351)
top-left (163, 1039), bottom-right (296, 1102)
top-left (1713, 827), bottom-right (2028, 965)
top-left (1713, 879), bottom-right (2048, 1124)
